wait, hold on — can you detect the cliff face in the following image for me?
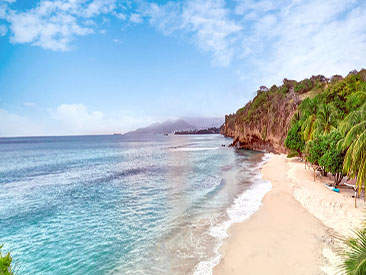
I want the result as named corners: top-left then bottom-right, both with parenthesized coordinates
top-left (223, 76), bottom-right (328, 153)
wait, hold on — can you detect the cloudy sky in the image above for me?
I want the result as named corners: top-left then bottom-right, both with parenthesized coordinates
top-left (0, 0), bottom-right (365, 136)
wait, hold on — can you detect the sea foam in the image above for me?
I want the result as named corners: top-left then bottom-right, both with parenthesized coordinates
top-left (193, 153), bottom-right (272, 275)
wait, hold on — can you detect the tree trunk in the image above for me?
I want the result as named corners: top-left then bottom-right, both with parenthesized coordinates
top-left (333, 173), bottom-right (343, 187)
top-left (321, 168), bottom-right (327, 177)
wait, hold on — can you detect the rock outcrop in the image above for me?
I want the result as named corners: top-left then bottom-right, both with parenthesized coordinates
top-left (222, 79), bottom-right (313, 153)
top-left (222, 70), bottom-right (366, 154)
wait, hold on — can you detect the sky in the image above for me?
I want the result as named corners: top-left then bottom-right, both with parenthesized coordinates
top-left (0, 0), bottom-right (365, 136)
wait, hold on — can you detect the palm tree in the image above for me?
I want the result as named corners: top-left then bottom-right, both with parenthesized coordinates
top-left (299, 98), bottom-right (320, 142)
top-left (314, 103), bottom-right (339, 136)
top-left (302, 114), bottom-right (316, 141)
top-left (346, 91), bottom-right (366, 112)
top-left (339, 229), bottom-right (366, 274)
top-left (340, 102), bottom-right (366, 194)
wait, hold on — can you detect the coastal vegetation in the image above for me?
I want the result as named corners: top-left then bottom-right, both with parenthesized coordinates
top-left (284, 69), bottom-right (366, 188)
top-left (340, 229), bottom-right (366, 274)
top-left (0, 245), bottom-right (13, 275)
top-left (222, 70), bottom-right (366, 274)
top-left (174, 127), bottom-right (221, 135)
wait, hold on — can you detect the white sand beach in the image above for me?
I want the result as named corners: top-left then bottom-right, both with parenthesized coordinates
top-left (214, 154), bottom-right (365, 275)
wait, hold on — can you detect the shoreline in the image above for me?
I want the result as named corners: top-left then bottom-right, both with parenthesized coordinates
top-left (213, 154), bottom-right (365, 275)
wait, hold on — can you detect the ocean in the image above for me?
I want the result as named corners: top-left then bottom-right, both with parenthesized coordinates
top-left (0, 134), bottom-right (271, 275)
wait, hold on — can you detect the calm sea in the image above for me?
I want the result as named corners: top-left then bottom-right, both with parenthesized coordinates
top-left (0, 134), bottom-right (271, 275)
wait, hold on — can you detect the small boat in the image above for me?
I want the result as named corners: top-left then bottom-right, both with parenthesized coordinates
top-left (113, 133), bottom-right (122, 135)
top-left (324, 184), bottom-right (339, 193)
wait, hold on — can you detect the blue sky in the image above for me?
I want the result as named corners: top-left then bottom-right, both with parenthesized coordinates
top-left (0, 0), bottom-right (365, 136)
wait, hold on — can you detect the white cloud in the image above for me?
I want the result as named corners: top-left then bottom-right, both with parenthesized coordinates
top-left (2, 0), bottom-right (117, 51)
top-left (0, 104), bottom-right (158, 137)
top-left (82, 0), bottom-right (116, 18)
top-left (239, 0), bottom-right (366, 85)
top-left (0, 109), bottom-right (47, 137)
top-left (234, 0), bottom-right (279, 17)
top-left (50, 104), bottom-right (155, 135)
top-left (114, 12), bottom-right (126, 20)
top-left (141, 0), bottom-right (366, 83)
top-left (142, 0), bottom-right (242, 66)
top-left (23, 102), bottom-right (37, 108)
top-left (0, 24), bottom-right (6, 36)
top-left (113, 38), bottom-right (122, 44)
top-left (0, 0), bottom-right (364, 87)
top-left (52, 104), bottom-right (105, 133)
top-left (129, 13), bottom-right (142, 24)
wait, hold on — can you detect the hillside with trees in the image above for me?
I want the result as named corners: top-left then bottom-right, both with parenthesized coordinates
top-left (284, 69), bottom-right (366, 187)
top-left (223, 69), bottom-right (366, 189)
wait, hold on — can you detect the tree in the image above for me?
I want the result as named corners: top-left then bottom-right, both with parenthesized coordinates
top-left (284, 121), bottom-right (305, 155)
top-left (306, 137), bottom-right (325, 164)
top-left (305, 135), bottom-right (329, 178)
top-left (298, 97), bottom-right (321, 142)
top-left (303, 114), bottom-right (316, 141)
top-left (340, 102), bottom-right (366, 195)
top-left (0, 245), bottom-right (13, 275)
top-left (318, 131), bottom-right (344, 186)
top-left (314, 103), bottom-right (339, 136)
top-left (346, 90), bottom-right (366, 113)
top-left (299, 97), bottom-right (318, 118)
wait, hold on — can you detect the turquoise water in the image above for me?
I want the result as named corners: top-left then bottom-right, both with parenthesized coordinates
top-left (0, 134), bottom-right (270, 274)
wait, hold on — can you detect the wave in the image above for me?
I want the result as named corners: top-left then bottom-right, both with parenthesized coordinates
top-left (193, 153), bottom-right (272, 275)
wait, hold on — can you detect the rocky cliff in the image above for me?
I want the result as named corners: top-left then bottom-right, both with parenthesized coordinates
top-left (223, 75), bottom-right (328, 153)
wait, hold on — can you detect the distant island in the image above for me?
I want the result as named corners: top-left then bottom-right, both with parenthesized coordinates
top-left (124, 117), bottom-right (224, 136)
top-left (174, 127), bottom-right (221, 135)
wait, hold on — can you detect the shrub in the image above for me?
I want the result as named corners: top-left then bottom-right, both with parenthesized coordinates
top-left (285, 121), bottom-right (305, 154)
top-left (0, 245), bottom-right (13, 275)
top-left (294, 79), bottom-right (313, 94)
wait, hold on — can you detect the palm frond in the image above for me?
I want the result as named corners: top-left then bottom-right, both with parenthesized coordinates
top-left (339, 229), bottom-right (366, 274)
top-left (342, 121), bottom-right (366, 151)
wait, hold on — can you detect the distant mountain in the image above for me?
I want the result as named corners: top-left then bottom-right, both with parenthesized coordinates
top-left (183, 117), bottom-right (224, 129)
top-left (124, 119), bottom-right (195, 136)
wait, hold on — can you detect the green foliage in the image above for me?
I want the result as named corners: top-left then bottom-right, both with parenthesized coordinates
top-left (279, 85), bottom-right (289, 95)
top-left (246, 91), bottom-right (269, 120)
top-left (339, 229), bottom-right (366, 275)
top-left (346, 91), bottom-right (366, 113)
top-left (303, 114), bottom-right (316, 141)
top-left (294, 79), bottom-right (313, 94)
top-left (314, 103), bottom-right (339, 136)
top-left (305, 135), bottom-right (326, 165)
top-left (224, 114), bottom-right (236, 130)
top-left (340, 102), bottom-right (366, 194)
top-left (235, 78), bottom-right (300, 124)
top-left (325, 73), bottom-right (364, 116)
top-left (0, 245), bottom-right (13, 275)
top-left (318, 131), bottom-right (344, 184)
top-left (284, 121), bottom-right (305, 153)
top-left (287, 150), bottom-right (300, 158)
top-left (284, 69), bottom-right (366, 186)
